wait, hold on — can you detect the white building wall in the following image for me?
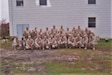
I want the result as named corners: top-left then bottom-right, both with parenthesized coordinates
top-left (9, 0), bottom-right (111, 38)
top-left (111, 0), bottom-right (112, 38)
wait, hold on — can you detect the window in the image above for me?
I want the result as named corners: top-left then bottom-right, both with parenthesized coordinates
top-left (88, 0), bottom-right (96, 4)
top-left (88, 17), bottom-right (96, 28)
top-left (16, 0), bottom-right (24, 6)
top-left (35, 0), bottom-right (51, 7)
top-left (40, 0), bottom-right (47, 5)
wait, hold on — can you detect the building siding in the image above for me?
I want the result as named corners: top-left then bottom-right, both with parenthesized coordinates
top-left (111, 0), bottom-right (112, 38)
top-left (9, 0), bottom-right (111, 38)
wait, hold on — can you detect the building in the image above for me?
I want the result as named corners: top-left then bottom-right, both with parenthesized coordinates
top-left (9, 0), bottom-right (112, 39)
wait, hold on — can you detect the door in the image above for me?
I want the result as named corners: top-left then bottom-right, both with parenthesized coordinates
top-left (17, 24), bottom-right (29, 40)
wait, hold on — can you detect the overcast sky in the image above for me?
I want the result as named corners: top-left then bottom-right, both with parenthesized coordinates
top-left (0, 0), bottom-right (9, 22)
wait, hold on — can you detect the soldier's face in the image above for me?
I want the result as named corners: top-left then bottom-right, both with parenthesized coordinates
top-left (61, 26), bottom-right (63, 29)
top-left (53, 26), bottom-right (55, 29)
top-left (26, 27), bottom-right (29, 30)
top-left (78, 26), bottom-right (80, 29)
top-left (46, 28), bottom-right (48, 30)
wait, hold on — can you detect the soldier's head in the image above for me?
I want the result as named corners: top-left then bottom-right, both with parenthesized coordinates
top-left (77, 34), bottom-right (80, 37)
top-left (67, 28), bottom-right (69, 31)
top-left (40, 29), bottom-right (42, 32)
top-left (21, 37), bottom-right (24, 40)
top-left (28, 36), bottom-right (31, 39)
top-left (26, 27), bottom-right (29, 31)
top-left (85, 27), bottom-right (88, 32)
top-left (90, 34), bottom-right (94, 38)
top-left (53, 25), bottom-right (56, 29)
top-left (72, 27), bottom-right (75, 31)
top-left (61, 25), bottom-right (63, 29)
top-left (35, 27), bottom-right (37, 31)
top-left (46, 27), bottom-right (48, 31)
top-left (78, 26), bottom-right (80, 30)
top-left (32, 29), bottom-right (34, 32)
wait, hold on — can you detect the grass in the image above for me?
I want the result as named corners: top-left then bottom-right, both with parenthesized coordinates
top-left (0, 72), bottom-right (110, 75)
top-left (45, 59), bottom-right (111, 75)
top-left (0, 39), bottom-right (112, 75)
top-left (96, 39), bottom-right (112, 49)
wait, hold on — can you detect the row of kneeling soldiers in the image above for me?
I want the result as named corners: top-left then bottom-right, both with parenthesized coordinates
top-left (12, 26), bottom-right (100, 50)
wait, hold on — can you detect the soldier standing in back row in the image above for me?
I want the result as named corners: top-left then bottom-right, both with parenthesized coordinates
top-left (23, 27), bottom-right (30, 39)
top-left (30, 28), bottom-right (37, 40)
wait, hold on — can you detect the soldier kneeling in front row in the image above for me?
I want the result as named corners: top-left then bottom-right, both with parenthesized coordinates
top-left (25, 36), bottom-right (34, 50)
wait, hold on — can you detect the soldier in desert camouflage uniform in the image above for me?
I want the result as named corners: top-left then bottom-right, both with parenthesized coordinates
top-left (52, 25), bottom-right (57, 35)
top-left (12, 36), bottom-right (19, 50)
top-left (30, 28), bottom-right (37, 40)
top-left (67, 35), bottom-right (76, 48)
top-left (76, 26), bottom-right (81, 35)
top-left (50, 36), bottom-right (58, 49)
top-left (34, 36), bottom-right (41, 49)
top-left (44, 37), bottom-right (51, 49)
top-left (23, 27), bottom-right (30, 39)
top-left (59, 26), bottom-right (65, 34)
top-left (88, 34), bottom-right (97, 50)
top-left (81, 32), bottom-right (88, 49)
top-left (60, 35), bottom-right (67, 48)
top-left (26, 36), bottom-right (34, 50)
top-left (19, 37), bottom-right (26, 50)
top-left (40, 36), bottom-right (46, 50)
top-left (45, 27), bottom-right (50, 37)
top-left (75, 34), bottom-right (82, 48)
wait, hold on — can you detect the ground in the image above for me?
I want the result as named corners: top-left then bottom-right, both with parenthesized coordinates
top-left (0, 39), bottom-right (112, 75)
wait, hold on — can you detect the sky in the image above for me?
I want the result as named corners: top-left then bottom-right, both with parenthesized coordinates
top-left (0, 0), bottom-right (9, 22)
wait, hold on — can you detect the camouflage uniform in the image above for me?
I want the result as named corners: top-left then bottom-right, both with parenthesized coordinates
top-left (82, 34), bottom-right (88, 49)
top-left (68, 35), bottom-right (76, 48)
top-left (45, 38), bottom-right (51, 49)
top-left (23, 27), bottom-right (30, 39)
top-left (19, 37), bottom-right (26, 50)
top-left (60, 35), bottom-right (67, 48)
top-left (34, 37), bottom-right (41, 49)
top-left (88, 34), bottom-right (96, 50)
top-left (75, 34), bottom-right (82, 48)
top-left (30, 29), bottom-right (37, 40)
top-left (12, 37), bottom-right (19, 50)
top-left (26, 36), bottom-right (34, 50)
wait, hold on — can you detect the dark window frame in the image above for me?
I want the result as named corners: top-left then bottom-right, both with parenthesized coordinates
top-left (40, 0), bottom-right (47, 6)
top-left (16, 0), bottom-right (24, 6)
top-left (88, 17), bottom-right (96, 28)
top-left (88, 0), bottom-right (96, 4)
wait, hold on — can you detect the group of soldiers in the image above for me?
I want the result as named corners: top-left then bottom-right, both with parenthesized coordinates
top-left (12, 26), bottom-right (100, 50)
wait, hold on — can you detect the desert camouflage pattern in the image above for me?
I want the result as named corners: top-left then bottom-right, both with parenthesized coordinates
top-left (12, 26), bottom-right (100, 50)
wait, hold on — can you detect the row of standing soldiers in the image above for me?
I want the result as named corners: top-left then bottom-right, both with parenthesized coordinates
top-left (12, 26), bottom-right (100, 50)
